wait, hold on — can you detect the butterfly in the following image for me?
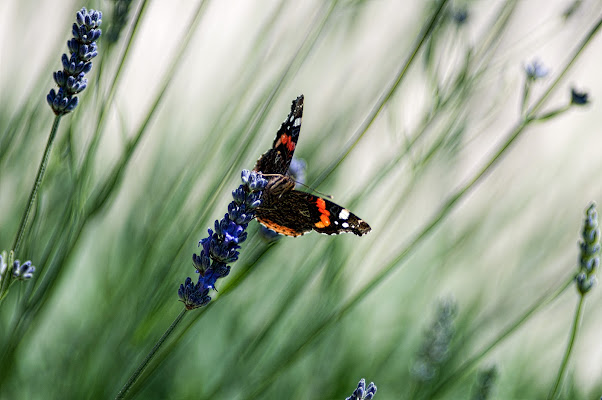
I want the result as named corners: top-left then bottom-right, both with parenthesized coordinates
top-left (253, 95), bottom-right (371, 236)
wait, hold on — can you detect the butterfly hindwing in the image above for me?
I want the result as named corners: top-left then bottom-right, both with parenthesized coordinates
top-left (256, 189), bottom-right (371, 237)
top-left (302, 192), bottom-right (371, 236)
top-left (254, 95), bottom-right (304, 176)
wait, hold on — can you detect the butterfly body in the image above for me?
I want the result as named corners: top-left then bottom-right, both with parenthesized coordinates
top-left (253, 95), bottom-right (371, 237)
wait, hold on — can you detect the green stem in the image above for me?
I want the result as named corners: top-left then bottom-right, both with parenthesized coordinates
top-left (243, 11), bottom-right (602, 397)
top-left (526, 14), bottom-right (602, 119)
top-left (547, 294), bottom-right (585, 400)
top-left (431, 275), bottom-right (574, 398)
top-left (77, 0), bottom-right (149, 180)
top-left (0, 251), bottom-right (15, 302)
top-left (90, 3), bottom-right (210, 216)
top-left (1, 115), bottom-right (61, 303)
top-left (115, 308), bottom-right (188, 400)
top-left (0, 0), bottom-right (211, 385)
top-left (521, 80), bottom-right (531, 116)
top-left (312, 0), bottom-right (450, 187)
top-left (11, 115), bottom-right (62, 256)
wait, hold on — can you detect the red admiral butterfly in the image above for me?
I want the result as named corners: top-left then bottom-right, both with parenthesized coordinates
top-left (253, 95), bottom-right (371, 236)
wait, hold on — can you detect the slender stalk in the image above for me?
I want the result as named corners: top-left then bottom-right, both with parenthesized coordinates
top-left (0, 0), bottom-right (77, 165)
top-left (313, 0), bottom-right (450, 187)
top-left (242, 12), bottom-right (602, 397)
top-left (547, 294), bottom-right (585, 400)
top-left (119, 238), bottom-right (274, 393)
top-left (77, 0), bottom-right (149, 179)
top-left (526, 14), bottom-right (602, 118)
top-left (11, 115), bottom-right (62, 256)
top-left (89, 0), bottom-right (210, 216)
top-left (115, 308), bottom-right (188, 400)
top-left (0, 0), bottom-right (212, 384)
top-left (1, 115), bottom-right (61, 304)
top-left (0, 251), bottom-right (15, 302)
top-left (431, 275), bottom-right (575, 398)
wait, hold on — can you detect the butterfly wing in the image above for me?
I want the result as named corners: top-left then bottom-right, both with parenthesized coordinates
top-left (256, 190), bottom-right (371, 237)
top-left (254, 95), bottom-right (304, 175)
top-left (253, 95), bottom-right (371, 237)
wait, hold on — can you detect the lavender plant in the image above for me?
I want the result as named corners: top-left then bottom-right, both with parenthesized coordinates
top-left (105, 0), bottom-right (134, 46)
top-left (346, 378), bottom-right (377, 400)
top-left (471, 367), bottom-right (497, 400)
top-left (116, 170), bottom-right (266, 398)
top-left (3, 1), bottom-right (602, 399)
top-left (1, 7), bottom-right (101, 304)
top-left (548, 203), bottom-right (600, 399)
top-left (0, 252), bottom-right (35, 298)
top-left (410, 298), bottom-right (457, 398)
top-left (47, 8), bottom-right (102, 115)
top-left (179, 170), bottom-right (267, 309)
top-left (412, 299), bottom-right (457, 383)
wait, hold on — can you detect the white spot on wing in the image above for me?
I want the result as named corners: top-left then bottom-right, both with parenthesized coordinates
top-left (342, 222), bottom-right (349, 228)
top-left (338, 209), bottom-right (350, 220)
top-left (293, 117), bottom-right (301, 127)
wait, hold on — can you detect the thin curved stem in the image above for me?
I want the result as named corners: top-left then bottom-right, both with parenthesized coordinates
top-left (11, 115), bottom-right (62, 258)
top-left (0, 0), bottom-right (212, 383)
top-left (312, 0), bottom-right (450, 187)
top-left (115, 308), bottom-right (188, 400)
top-left (89, 0), bottom-right (210, 216)
top-left (1, 115), bottom-right (61, 304)
top-left (527, 14), bottom-right (602, 118)
top-left (77, 0), bottom-right (149, 179)
top-left (547, 294), bottom-right (585, 400)
top-left (431, 275), bottom-right (575, 398)
top-left (242, 11), bottom-right (602, 397)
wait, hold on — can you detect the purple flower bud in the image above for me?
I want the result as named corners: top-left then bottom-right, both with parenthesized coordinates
top-left (47, 7), bottom-right (102, 115)
top-left (179, 170), bottom-right (265, 308)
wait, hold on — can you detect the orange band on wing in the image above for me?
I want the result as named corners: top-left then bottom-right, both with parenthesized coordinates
top-left (314, 198), bottom-right (331, 228)
top-left (320, 214), bottom-right (330, 226)
top-left (258, 218), bottom-right (303, 237)
top-left (280, 134), bottom-right (296, 152)
top-left (315, 198), bottom-right (328, 214)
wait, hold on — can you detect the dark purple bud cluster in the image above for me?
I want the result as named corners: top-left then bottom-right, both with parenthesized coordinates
top-left (576, 203), bottom-right (599, 294)
top-left (0, 253), bottom-right (35, 283)
top-left (346, 378), bottom-right (377, 400)
top-left (571, 87), bottom-right (589, 106)
top-left (47, 8), bottom-right (102, 115)
top-left (179, 170), bottom-right (267, 310)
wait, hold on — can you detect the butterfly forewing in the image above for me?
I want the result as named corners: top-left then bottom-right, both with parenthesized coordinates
top-left (254, 95), bottom-right (304, 176)
top-left (256, 189), bottom-right (371, 237)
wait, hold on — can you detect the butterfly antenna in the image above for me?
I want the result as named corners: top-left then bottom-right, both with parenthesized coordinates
top-left (259, 173), bottom-right (333, 199)
top-left (294, 181), bottom-right (333, 199)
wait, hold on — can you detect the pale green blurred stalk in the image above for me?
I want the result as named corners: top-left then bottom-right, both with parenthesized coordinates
top-left (547, 295), bottom-right (585, 400)
top-left (241, 8), bottom-right (602, 398)
top-left (0, 114), bottom-right (62, 304)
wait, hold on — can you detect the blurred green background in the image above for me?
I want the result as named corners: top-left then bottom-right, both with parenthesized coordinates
top-left (1, 0), bottom-right (602, 399)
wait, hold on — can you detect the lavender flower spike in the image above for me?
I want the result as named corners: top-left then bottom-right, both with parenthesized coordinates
top-left (525, 59), bottom-right (548, 81)
top-left (346, 378), bottom-right (377, 400)
top-left (12, 259), bottom-right (35, 281)
top-left (0, 252), bottom-right (35, 284)
top-left (179, 170), bottom-right (267, 310)
top-left (576, 203), bottom-right (600, 294)
top-left (47, 7), bottom-right (102, 115)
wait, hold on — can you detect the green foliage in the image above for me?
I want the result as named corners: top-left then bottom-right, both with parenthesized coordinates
top-left (1, 0), bottom-right (602, 399)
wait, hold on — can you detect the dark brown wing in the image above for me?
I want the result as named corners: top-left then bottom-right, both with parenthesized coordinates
top-left (256, 189), bottom-right (371, 237)
top-left (254, 95), bottom-right (304, 175)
